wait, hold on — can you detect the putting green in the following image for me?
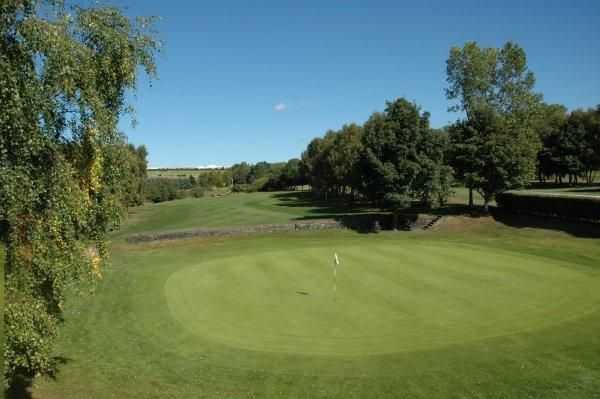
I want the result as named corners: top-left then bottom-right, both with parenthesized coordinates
top-left (165, 241), bottom-right (600, 356)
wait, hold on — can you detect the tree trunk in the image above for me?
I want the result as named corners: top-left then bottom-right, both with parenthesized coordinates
top-left (392, 212), bottom-right (398, 230)
top-left (483, 199), bottom-right (490, 213)
top-left (468, 187), bottom-right (474, 208)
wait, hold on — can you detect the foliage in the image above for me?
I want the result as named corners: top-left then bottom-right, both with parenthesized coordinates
top-left (299, 124), bottom-right (363, 198)
top-left (534, 103), bottom-right (569, 181)
top-left (359, 99), bottom-right (453, 207)
top-left (0, 0), bottom-right (158, 386)
top-left (263, 158), bottom-right (306, 190)
top-left (536, 106), bottom-right (600, 184)
top-left (230, 161), bottom-right (293, 192)
top-left (446, 41), bottom-right (542, 210)
top-left (144, 169), bottom-right (231, 202)
top-left (297, 100), bottom-right (452, 208)
top-left (113, 144), bottom-right (148, 207)
top-left (144, 178), bottom-right (181, 203)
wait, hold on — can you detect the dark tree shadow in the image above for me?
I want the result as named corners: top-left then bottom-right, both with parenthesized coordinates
top-left (563, 188), bottom-right (600, 194)
top-left (272, 191), bottom-right (600, 236)
top-left (271, 192), bottom-right (497, 233)
top-left (5, 375), bottom-right (33, 399)
top-left (527, 182), bottom-right (600, 190)
top-left (491, 209), bottom-right (600, 239)
top-left (5, 357), bottom-right (71, 399)
top-left (272, 191), bottom-right (370, 215)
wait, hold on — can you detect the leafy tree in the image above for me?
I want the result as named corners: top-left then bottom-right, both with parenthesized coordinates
top-left (414, 129), bottom-right (454, 206)
top-left (566, 107), bottom-right (600, 183)
top-left (115, 144), bottom-right (149, 207)
top-left (231, 162), bottom-right (251, 185)
top-left (327, 124), bottom-right (363, 198)
top-left (446, 41), bottom-right (542, 210)
top-left (0, 0), bottom-right (158, 386)
top-left (359, 98), bottom-right (452, 207)
top-left (534, 104), bottom-right (568, 182)
top-left (248, 161), bottom-right (271, 183)
top-left (264, 158), bottom-right (304, 190)
top-left (449, 108), bottom-right (538, 210)
top-left (300, 136), bottom-right (330, 196)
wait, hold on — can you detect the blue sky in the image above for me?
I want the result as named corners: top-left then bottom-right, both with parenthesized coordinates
top-left (113, 0), bottom-right (600, 167)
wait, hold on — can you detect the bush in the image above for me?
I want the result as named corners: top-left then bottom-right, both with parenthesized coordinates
top-left (191, 186), bottom-right (205, 198)
top-left (496, 191), bottom-right (600, 222)
top-left (145, 178), bottom-right (180, 203)
top-left (232, 177), bottom-right (270, 193)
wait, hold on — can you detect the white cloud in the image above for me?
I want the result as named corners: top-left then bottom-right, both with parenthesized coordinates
top-left (274, 102), bottom-right (287, 112)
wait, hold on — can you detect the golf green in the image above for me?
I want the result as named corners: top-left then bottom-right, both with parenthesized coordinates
top-left (165, 241), bottom-right (600, 356)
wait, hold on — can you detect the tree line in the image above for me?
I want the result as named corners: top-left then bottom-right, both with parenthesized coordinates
top-left (139, 159), bottom-right (306, 203)
top-left (297, 42), bottom-right (600, 212)
top-left (536, 105), bottom-right (600, 184)
top-left (145, 171), bottom-right (231, 202)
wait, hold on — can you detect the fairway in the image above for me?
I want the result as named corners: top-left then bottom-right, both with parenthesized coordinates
top-left (113, 191), bottom-right (367, 237)
top-left (165, 242), bottom-right (600, 356)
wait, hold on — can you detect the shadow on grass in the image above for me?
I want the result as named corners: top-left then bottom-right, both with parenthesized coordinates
top-left (271, 191), bottom-right (370, 215)
top-left (274, 192), bottom-right (600, 237)
top-left (563, 187), bottom-right (600, 194)
top-left (491, 209), bottom-right (600, 239)
top-left (5, 357), bottom-right (70, 399)
top-left (273, 192), bottom-right (496, 233)
top-left (527, 182), bottom-right (599, 189)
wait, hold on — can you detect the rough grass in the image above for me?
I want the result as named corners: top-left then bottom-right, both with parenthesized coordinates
top-left (33, 220), bottom-right (600, 398)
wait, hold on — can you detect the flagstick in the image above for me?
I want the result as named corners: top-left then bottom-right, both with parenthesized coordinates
top-left (333, 252), bottom-right (339, 301)
top-left (333, 262), bottom-right (337, 301)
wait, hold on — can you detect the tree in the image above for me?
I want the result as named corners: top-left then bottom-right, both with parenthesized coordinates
top-left (327, 124), bottom-right (363, 198)
top-left (0, 0), bottom-right (158, 386)
top-left (534, 104), bottom-right (568, 182)
top-left (231, 162), bottom-right (251, 185)
top-left (300, 136), bottom-right (330, 196)
top-left (449, 108), bottom-right (538, 210)
top-left (446, 41), bottom-right (542, 210)
top-left (566, 107), bottom-right (600, 183)
top-left (359, 98), bottom-right (452, 207)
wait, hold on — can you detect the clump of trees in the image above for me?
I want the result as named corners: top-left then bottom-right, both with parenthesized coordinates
top-left (1, 0), bottom-right (158, 388)
top-left (262, 158), bottom-right (307, 191)
top-left (536, 105), bottom-right (600, 184)
top-left (230, 161), bottom-right (301, 192)
top-left (119, 144), bottom-right (149, 206)
top-left (446, 41), bottom-right (543, 211)
top-left (299, 99), bottom-right (453, 209)
top-left (145, 170), bottom-right (231, 203)
top-left (297, 41), bottom-right (599, 212)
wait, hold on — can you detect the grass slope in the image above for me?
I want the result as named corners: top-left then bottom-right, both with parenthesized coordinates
top-left (34, 221), bottom-right (600, 398)
top-left (115, 188), bottom-right (486, 239)
top-left (114, 191), bottom-right (364, 237)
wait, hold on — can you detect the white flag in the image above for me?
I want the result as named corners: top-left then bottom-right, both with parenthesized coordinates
top-left (334, 253), bottom-right (339, 265)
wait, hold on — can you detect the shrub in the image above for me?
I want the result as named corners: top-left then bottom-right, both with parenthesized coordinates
top-left (191, 186), bottom-right (206, 198)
